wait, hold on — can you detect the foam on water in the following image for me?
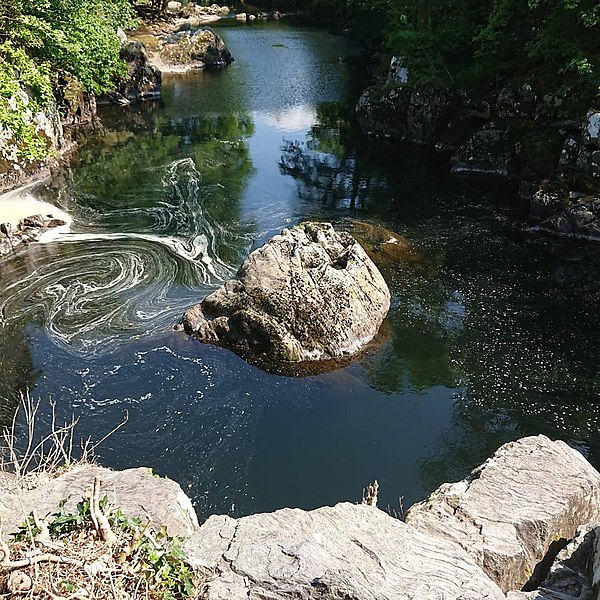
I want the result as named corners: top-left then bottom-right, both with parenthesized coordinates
top-left (0, 158), bottom-right (251, 355)
top-left (0, 183), bottom-right (72, 228)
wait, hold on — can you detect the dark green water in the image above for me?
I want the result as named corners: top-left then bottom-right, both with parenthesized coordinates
top-left (1, 20), bottom-right (599, 519)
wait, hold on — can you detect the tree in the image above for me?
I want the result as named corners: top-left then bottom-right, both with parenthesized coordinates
top-left (0, 0), bottom-right (137, 160)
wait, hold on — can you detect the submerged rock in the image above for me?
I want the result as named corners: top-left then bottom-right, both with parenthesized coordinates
top-left (181, 222), bottom-right (390, 362)
top-left (346, 220), bottom-right (427, 269)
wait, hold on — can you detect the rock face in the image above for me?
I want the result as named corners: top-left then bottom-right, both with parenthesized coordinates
top-left (356, 74), bottom-right (600, 244)
top-left (583, 110), bottom-right (600, 148)
top-left (405, 435), bottom-right (600, 592)
top-left (181, 222), bottom-right (391, 362)
top-left (116, 41), bottom-right (162, 102)
top-left (187, 503), bottom-right (505, 600)
top-left (2, 435), bottom-right (600, 599)
top-left (451, 126), bottom-right (514, 178)
top-left (516, 524), bottom-right (595, 600)
top-left (356, 84), bottom-right (456, 145)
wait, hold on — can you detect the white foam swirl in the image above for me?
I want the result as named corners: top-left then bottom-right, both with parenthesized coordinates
top-left (0, 158), bottom-right (252, 356)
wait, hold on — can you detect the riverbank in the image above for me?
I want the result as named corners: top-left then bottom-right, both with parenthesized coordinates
top-left (1, 435), bottom-right (598, 598)
top-left (356, 63), bottom-right (600, 242)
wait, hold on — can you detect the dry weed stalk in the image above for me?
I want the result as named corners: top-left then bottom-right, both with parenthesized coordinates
top-left (0, 394), bottom-right (128, 486)
top-left (0, 396), bottom-right (194, 599)
top-left (361, 479), bottom-right (379, 507)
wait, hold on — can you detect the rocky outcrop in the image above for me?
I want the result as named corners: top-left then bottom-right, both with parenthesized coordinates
top-left (192, 435), bottom-right (600, 599)
top-left (405, 435), bottom-right (600, 592)
top-left (181, 222), bottom-right (391, 363)
top-left (113, 41), bottom-right (162, 103)
top-left (188, 503), bottom-right (506, 600)
top-left (532, 193), bottom-right (600, 240)
top-left (2, 435), bottom-right (600, 599)
top-left (132, 21), bottom-right (233, 73)
top-left (451, 126), bottom-right (514, 178)
top-left (356, 84), bottom-right (457, 145)
top-left (0, 183), bottom-right (72, 256)
top-left (0, 214), bottom-right (68, 256)
top-left (0, 465), bottom-right (198, 538)
top-left (173, 2), bottom-right (232, 20)
top-left (159, 27), bottom-right (233, 71)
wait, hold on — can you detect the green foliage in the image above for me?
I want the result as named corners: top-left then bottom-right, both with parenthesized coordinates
top-left (11, 496), bottom-right (195, 599)
top-left (0, 0), bottom-right (138, 161)
top-left (342, 0), bottom-right (599, 103)
top-left (110, 508), bottom-right (195, 599)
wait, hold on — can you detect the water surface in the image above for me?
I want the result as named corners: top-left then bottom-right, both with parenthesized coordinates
top-left (1, 20), bottom-right (599, 519)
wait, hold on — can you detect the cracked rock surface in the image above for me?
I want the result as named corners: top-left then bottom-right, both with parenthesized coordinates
top-left (405, 435), bottom-right (600, 592)
top-left (3, 436), bottom-right (600, 599)
top-left (185, 503), bottom-right (505, 600)
top-left (181, 222), bottom-right (391, 362)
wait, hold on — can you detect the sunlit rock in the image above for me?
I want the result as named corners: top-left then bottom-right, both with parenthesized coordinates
top-left (188, 503), bottom-right (505, 600)
top-left (583, 110), bottom-right (600, 149)
top-left (181, 222), bottom-right (390, 363)
top-left (405, 435), bottom-right (600, 592)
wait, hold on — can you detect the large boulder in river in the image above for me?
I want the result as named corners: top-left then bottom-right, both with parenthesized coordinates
top-left (160, 28), bottom-right (233, 70)
top-left (181, 222), bottom-right (390, 362)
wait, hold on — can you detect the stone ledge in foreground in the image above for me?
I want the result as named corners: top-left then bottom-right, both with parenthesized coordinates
top-left (2, 435), bottom-right (600, 599)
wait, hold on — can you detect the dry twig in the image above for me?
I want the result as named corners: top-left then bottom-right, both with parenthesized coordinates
top-left (90, 477), bottom-right (116, 545)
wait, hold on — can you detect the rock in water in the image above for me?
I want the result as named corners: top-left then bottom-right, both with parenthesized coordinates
top-left (181, 222), bottom-right (390, 362)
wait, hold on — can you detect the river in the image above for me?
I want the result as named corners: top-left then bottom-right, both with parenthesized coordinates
top-left (0, 20), bottom-right (599, 519)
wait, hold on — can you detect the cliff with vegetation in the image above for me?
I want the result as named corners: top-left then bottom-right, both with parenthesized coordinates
top-left (0, 0), bottom-right (138, 188)
top-left (338, 0), bottom-right (599, 240)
